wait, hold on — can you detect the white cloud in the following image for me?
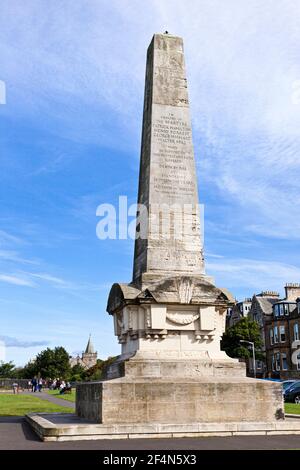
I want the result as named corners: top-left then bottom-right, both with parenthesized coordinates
top-left (0, 230), bottom-right (26, 246)
top-left (0, 335), bottom-right (49, 348)
top-left (19, 270), bottom-right (112, 295)
top-left (0, 274), bottom-right (35, 287)
top-left (205, 252), bottom-right (224, 259)
top-left (0, 79), bottom-right (6, 104)
top-left (207, 257), bottom-right (300, 294)
top-left (29, 272), bottom-right (69, 286)
top-left (0, 249), bottom-right (38, 265)
top-left (0, 268), bottom-right (110, 294)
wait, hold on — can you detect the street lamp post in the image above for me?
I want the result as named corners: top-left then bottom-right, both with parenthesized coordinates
top-left (240, 340), bottom-right (256, 378)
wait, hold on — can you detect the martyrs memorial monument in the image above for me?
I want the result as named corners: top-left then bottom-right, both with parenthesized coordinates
top-left (76, 33), bottom-right (283, 425)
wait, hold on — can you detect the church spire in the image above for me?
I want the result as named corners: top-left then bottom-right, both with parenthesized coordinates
top-left (85, 334), bottom-right (95, 354)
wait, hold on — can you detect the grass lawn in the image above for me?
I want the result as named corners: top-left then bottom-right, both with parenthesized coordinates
top-left (0, 394), bottom-right (74, 416)
top-left (47, 389), bottom-right (76, 403)
top-left (285, 403), bottom-right (300, 415)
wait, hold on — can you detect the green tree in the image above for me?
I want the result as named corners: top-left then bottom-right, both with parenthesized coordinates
top-left (23, 346), bottom-right (71, 379)
top-left (12, 367), bottom-right (27, 379)
top-left (221, 317), bottom-right (263, 360)
top-left (0, 361), bottom-right (16, 378)
top-left (69, 363), bottom-right (86, 382)
top-left (20, 360), bottom-right (37, 379)
top-left (85, 357), bottom-right (117, 381)
top-left (83, 359), bottom-right (105, 381)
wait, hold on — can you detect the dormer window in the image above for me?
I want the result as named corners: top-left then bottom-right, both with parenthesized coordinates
top-left (274, 304), bottom-right (281, 317)
top-left (284, 304), bottom-right (289, 315)
top-left (274, 302), bottom-right (293, 317)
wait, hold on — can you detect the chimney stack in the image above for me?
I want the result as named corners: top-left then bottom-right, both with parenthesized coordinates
top-left (285, 283), bottom-right (300, 302)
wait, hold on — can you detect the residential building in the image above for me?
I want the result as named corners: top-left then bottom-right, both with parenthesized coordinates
top-left (264, 288), bottom-right (300, 379)
top-left (247, 290), bottom-right (280, 376)
top-left (248, 284), bottom-right (300, 378)
top-left (227, 298), bottom-right (252, 327)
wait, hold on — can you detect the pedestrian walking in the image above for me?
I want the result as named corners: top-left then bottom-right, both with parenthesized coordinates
top-left (31, 377), bottom-right (37, 392)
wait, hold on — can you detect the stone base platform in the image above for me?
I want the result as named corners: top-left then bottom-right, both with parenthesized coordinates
top-left (105, 356), bottom-right (247, 380)
top-left (26, 413), bottom-right (300, 442)
top-left (75, 377), bottom-right (283, 424)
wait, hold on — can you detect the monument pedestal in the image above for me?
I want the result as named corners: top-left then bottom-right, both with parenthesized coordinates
top-left (104, 353), bottom-right (247, 380)
top-left (76, 377), bottom-right (283, 425)
top-left (75, 275), bottom-right (283, 426)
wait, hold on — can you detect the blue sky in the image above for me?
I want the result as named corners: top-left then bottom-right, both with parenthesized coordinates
top-left (0, 0), bottom-right (300, 366)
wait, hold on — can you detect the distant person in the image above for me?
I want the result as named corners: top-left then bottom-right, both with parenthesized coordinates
top-left (60, 381), bottom-right (71, 394)
top-left (38, 378), bottom-right (43, 392)
top-left (12, 382), bottom-right (19, 394)
top-left (31, 377), bottom-right (37, 392)
top-left (27, 380), bottom-right (31, 391)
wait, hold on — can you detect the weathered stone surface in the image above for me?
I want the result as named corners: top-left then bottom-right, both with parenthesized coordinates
top-left (132, 34), bottom-right (205, 286)
top-left (75, 382), bottom-right (102, 422)
top-left (27, 413), bottom-right (300, 442)
top-left (76, 378), bottom-right (283, 425)
top-left (106, 275), bottom-right (236, 359)
top-left (106, 355), bottom-right (246, 380)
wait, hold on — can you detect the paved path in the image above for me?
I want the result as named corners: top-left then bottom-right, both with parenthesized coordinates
top-left (22, 391), bottom-right (75, 409)
top-left (1, 417), bottom-right (300, 450)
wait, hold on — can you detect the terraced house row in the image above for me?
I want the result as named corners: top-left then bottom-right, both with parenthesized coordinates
top-left (227, 283), bottom-right (300, 379)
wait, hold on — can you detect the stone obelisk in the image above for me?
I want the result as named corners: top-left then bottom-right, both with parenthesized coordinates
top-left (133, 33), bottom-right (205, 287)
top-left (76, 34), bottom-right (283, 426)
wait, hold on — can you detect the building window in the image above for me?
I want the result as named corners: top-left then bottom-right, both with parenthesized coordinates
top-left (294, 323), bottom-right (299, 342)
top-left (275, 352), bottom-right (281, 371)
top-left (280, 325), bottom-right (286, 343)
top-left (282, 353), bottom-right (288, 370)
top-left (279, 304), bottom-right (284, 316)
top-left (274, 305), bottom-right (280, 317)
top-left (274, 326), bottom-right (279, 343)
top-left (284, 304), bottom-right (289, 316)
top-left (270, 328), bottom-right (274, 345)
top-left (272, 355), bottom-right (275, 371)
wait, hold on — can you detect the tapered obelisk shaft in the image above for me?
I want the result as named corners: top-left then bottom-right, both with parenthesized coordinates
top-left (133, 34), bottom-right (205, 286)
